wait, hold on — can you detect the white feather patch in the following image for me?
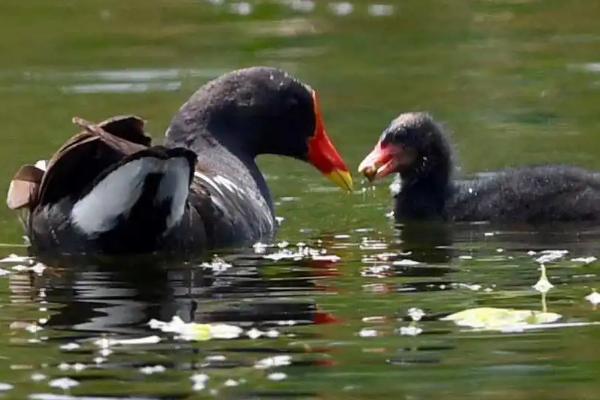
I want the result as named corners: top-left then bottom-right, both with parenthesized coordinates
top-left (71, 156), bottom-right (190, 237)
top-left (35, 160), bottom-right (48, 171)
top-left (157, 158), bottom-right (190, 231)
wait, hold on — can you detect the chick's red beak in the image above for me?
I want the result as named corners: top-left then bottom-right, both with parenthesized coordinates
top-left (307, 91), bottom-right (353, 192)
top-left (358, 142), bottom-right (404, 182)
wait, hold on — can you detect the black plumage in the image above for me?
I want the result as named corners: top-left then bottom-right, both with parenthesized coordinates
top-left (359, 112), bottom-right (600, 223)
top-left (7, 67), bottom-right (351, 255)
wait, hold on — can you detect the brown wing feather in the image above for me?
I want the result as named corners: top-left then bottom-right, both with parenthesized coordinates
top-left (21, 116), bottom-right (153, 209)
top-left (6, 165), bottom-right (44, 210)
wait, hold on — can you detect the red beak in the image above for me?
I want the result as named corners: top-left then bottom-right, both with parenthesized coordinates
top-left (307, 92), bottom-right (353, 192)
top-left (358, 142), bottom-right (406, 182)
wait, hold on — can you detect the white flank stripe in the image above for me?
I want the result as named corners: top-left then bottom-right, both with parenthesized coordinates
top-left (194, 171), bottom-right (274, 234)
top-left (194, 172), bottom-right (225, 196)
top-left (213, 175), bottom-right (245, 196)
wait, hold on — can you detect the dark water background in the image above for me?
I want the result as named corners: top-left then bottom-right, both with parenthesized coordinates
top-left (1, 1), bottom-right (600, 399)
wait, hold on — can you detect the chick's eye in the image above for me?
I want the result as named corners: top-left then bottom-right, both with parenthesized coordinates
top-left (239, 90), bottom-right (253, 106)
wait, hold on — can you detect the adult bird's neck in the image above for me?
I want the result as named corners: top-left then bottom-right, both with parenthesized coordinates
top-left (164, 106), bottom-right (274, 213)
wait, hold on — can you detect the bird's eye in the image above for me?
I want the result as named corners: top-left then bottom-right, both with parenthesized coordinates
top-left (285, 96), bottom-right (300, 110)
top-left (239, 91), bottom-right (253, 106)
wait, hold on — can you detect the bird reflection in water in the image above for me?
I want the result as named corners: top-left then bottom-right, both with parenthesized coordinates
top-left (8, 253), bottom-right (340, 338)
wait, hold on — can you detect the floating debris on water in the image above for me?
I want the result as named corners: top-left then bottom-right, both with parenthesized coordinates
top-left (253, 242), bottom-right (268, 254)
top-left (361, 264), bottom-right (391, 278)
top-left (334, 234), bottom-right (351, 239)
top-left (442, 307), bottom-right (562, 332)
top-left (0, 383), bottom-right (13, 391)
top-left (407, 307), bottom-right (425, 321)
top-left (287, 0), bottom-right (315, 13)
top-left (585, 290), bottom-right (600, 306)
top-left (99, 348), bottom-right (112, 357)
top-left (533, 264), bottom-right (554, 294)
top-left (206, 355), bottom-right (226, 362)
top-left (255, 355), bottom-right (292, 369)
top-left (140, 365), bottom-right (166, 375)
top-left (312, 254), bottom-right (341, 262)
top-left (329, 2), bottom-right (353, 16)
top-left (362, 316), bottom-right (386, 323)
top-left (29, 262), bottom-right (47, 275)
top-left (452, 283), bottom-right (482, 291)
top-left (11, 264), bottom-right (29, 272)
top-left (0, 257), bottom-right (46, 275)
top-left (572, 257), bottom-right (597, 264)
top-left (263, 250), bottom-right (302, 261)
top-left (247, 327), bottom-right (279, 340)
top-left (372, 252), bottom-right (397, 261)
top-left (535, 250), bottom-right (568, 264)
top-left (191, 373), bottom-right (209, 391)
top-left (358, 328), bottom-right (378, 337)
top-left (267, 372), bottom-right (287, 381)
top-left (393, 259), bottom-right (419, 266)
top-left (263, 244), bottom-right (340, 262)
top-left (95, 335), bottom-right (161, 348)
top-left (359, 238), bottom-right (388, 250)
top-left (10, 322), bottom-right (43, 333)
top-left (200, 256), bottom-right (232, 273)
top-left (58, 362), bottom-right (86, 372)
top-left (0, 254), bottom-right (33, 264)
top-left (30, 373), bottom-right (46, 382)
top-left (247, 328), bottom-right (263, 340)
top-left (149, 317), bottom-right (243, 341)
top-left (48, 377), bottom-right (79, 390)
top-left (368, 4), bottom-right (394, 17)
top-left (276, 320), bottom-right (297, 326)
top-left (229, 2), bottom-right (253, 15)
top-left (398, 325), bottom-right (423, 336)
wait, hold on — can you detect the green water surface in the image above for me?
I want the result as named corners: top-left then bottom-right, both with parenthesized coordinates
top-left (0, 1), bottom-right (600, 399)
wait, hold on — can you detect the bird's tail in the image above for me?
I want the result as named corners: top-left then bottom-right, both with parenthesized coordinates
top-left (7, 116), bottom-right (197, 253)
top-left (69, 146), bottom-right (196, 238)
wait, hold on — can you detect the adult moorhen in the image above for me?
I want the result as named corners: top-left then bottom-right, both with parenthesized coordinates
top-left (7, 67), bottom-right (353, 255)
top-left (358, 112), bottom-right (600, 223)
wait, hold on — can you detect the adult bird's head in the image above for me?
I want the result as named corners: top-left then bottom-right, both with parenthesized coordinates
top-left (174, 67), bottom-right (353, 192)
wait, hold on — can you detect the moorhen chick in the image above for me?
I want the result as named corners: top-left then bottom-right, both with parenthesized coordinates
top-left (7, 67), bottom-right (353, 255)
top-left (358, 112), bottom-right (600, 223)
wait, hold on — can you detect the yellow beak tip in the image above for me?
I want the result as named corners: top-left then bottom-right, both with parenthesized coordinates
top-left (326, 170), bottom-right (354, 193)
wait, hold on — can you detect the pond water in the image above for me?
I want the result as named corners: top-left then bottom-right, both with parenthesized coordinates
top-left (1, 0), bottom-right (600, 399)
